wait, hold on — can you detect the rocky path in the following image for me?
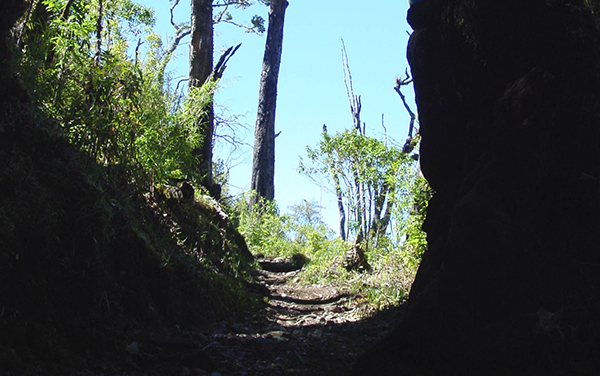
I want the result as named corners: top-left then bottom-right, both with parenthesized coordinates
top-left (91, 260), bottom-right (404, 376)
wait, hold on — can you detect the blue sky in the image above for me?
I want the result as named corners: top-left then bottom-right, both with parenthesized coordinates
top-left (140, 0), bottom-right (416, 228)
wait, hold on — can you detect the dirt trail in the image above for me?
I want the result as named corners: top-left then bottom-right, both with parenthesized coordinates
top-left (93, 259), bottom-right (404, 376)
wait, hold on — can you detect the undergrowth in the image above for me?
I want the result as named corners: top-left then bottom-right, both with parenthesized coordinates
top-left (233, 194), bottom-right (425, 312)
top-left (0, 111), bottom-right (258, 369)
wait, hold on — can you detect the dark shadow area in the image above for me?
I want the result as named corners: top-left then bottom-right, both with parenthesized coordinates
top-left (87, 297), bottom-right (407, 376)
top-left (8, 0), bottom-right (600, 375)
top-left (355, 1), bottom-right (600, 374)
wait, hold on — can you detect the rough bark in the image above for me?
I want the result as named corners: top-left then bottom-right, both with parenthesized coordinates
top-left (250, 0), bottom-right (288, 207)
top-left (355, 1), bottom-right (600, 374)
top-left (189, 0), bottom-right (214, 191)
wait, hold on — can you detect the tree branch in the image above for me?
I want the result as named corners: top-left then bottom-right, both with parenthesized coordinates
top-left (158, 26), bottom-right (191, 84)
top-left (211, 43), bottom-right (242, 82)
top-left (170, 0), bottom-right (181, 27)
top-left (16, 0), bottom-right (37, 50)
top-left (394, 69), bottom-right (417, 153)
top-left (60, 0), bottom-right (76, 20)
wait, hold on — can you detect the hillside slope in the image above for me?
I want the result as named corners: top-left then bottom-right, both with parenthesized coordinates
top-left (0, 2), bottom-right (256, 373)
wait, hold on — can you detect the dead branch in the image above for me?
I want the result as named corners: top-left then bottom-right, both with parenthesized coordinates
top-left (158, 25), bottom-right (191, 84)
top-left (170, 0), bottom-right (181, 27)
top-left (341, 38), bottom-right (363, 134)
top-left (210, 43), bottom-right (242, 82)
top-left (60, 0), bottom-right (76, 20)
top-left (394, 69), bottom-right (417, 153)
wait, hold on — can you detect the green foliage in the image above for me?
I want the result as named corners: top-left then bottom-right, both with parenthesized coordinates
top-left (300, 129), bottom-right (420, 245)
top-left (288, 199), bottom-right (325, 227)
top-left (299, 129), bottom-right (432, 275)
top-left (213, 0), bottom-right (266, 34)
top-left (0, 113), bottom-right (257, 361)
top-left (249, 14), bottom-right (266, 33)
top-left (234, 194), bottom-right (418, 311)
top-left (234, 193), bottom-right (315, 258)
top-left (585, 0), bottom-right (600, 17)
top-left (9, 0), bottom-right (260, 323)
top-left (398, 175), bottom-right (432, 270)
top-left (17, 0), bottom-right (215, 188)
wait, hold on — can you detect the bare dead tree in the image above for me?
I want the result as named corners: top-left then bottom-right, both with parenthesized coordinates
top-left (341, 39), bottom-right (367, 240)
top-left (341, 38), bottom-right (363, 134)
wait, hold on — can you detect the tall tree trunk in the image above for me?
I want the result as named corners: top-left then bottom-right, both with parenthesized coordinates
top-left (250, 0), bottom-right (288, 207)
top-left (189, 0), bottom-right (214, 190)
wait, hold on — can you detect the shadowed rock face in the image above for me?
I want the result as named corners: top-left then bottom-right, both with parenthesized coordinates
top-left (355, 1), bottom-right (600, 374)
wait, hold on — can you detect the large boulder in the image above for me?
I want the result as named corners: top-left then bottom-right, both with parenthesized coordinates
top-left (355, 1), bottom-right (600, 374)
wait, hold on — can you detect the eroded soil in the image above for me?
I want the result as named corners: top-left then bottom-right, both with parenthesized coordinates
top-left (13, 259), bottom-right (404, 376)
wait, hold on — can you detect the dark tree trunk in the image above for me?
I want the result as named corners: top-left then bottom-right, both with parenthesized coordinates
top-left (189, 0), bottom-right (214, 190)
top-left (250, 0), bottom-right (288, 207)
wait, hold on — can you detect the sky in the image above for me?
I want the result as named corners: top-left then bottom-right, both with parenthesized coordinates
top-left (140, 0), bottom-right (416, 229)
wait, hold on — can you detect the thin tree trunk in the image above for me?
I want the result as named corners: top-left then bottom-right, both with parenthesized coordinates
top-left (371, 183), bottom-right (389, 233)
top-left (334, 171), bottom-right (346, 241)
top-left (93, 0), bottom-right (103, 65)
top-left (378, 194), bottom-right (394, 236)
top-left (323, 126), bottom-right (347, 240)
top-left (190, 0), bottom-right (214, 190)
top-left (351, 163), bottom-right (363, 243)
top-left (360, 180), bottom-right (367, 238)
top-left (250, 0), bottom-right (288, 207)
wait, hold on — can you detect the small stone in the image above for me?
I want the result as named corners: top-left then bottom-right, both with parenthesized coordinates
top-left (125, 341), bottom-right (139, 355)
top-left (266, 330), bottom-right (287, 341)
